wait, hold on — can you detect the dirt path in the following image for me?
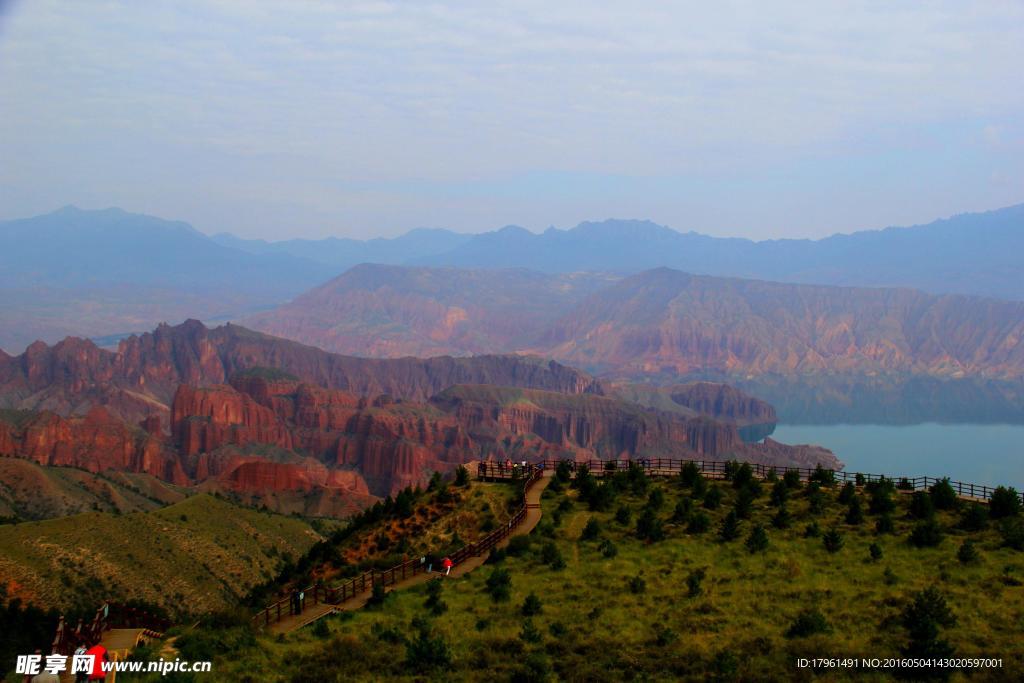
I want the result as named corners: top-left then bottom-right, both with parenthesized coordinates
top-left (269, 472), bottom-right (552, 635)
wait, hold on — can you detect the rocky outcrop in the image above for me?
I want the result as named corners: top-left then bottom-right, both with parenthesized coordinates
top-left (0, 320), bottom-right (601, 426)
top-left (0, 407), bottom-right (187, 484)
top-left (428, 384), bottom-right (836, 470)
top-left (171, 381), bottom-right (479, 495)
top-left (172, 384), bottom-right (293, 456)
top-left (746, 437), bottom-right (843, 470)
top-left (669, 383), bottom-right (775, 424)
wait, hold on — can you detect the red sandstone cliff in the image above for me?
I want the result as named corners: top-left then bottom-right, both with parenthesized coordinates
top-left (170, 380), bottom-right (480, 495)
top-left (0, 407), bottom-right (187, 484)
top-left (0, 320), bottom-right (601, 426)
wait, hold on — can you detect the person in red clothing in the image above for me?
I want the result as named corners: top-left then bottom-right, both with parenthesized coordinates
top-left (84, 644), bottom-right (109, 681)
top-left (442, 556), bottom-right (453, 576)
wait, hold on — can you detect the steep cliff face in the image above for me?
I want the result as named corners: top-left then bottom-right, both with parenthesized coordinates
top-left (170, 381), bottom-right (479, 496)
top-left (172, 384), bottom-right (293, 456)
top-left (429, 385), bottom-right (839, 470)
top-left (0, 320), bottom-right (601, 426)
top-left (0, 407), bottom-right (187, 484)
top-left (433, 386), bottom-right (722, 460)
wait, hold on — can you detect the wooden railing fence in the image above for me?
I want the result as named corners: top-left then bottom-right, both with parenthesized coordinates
top-left (51, 602), bottom-right (169, 656)
top-left (541, 458), bottom-right (1022, 504)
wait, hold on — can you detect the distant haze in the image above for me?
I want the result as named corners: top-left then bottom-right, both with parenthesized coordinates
top-left (1, 1), bottom-right (1023, 239)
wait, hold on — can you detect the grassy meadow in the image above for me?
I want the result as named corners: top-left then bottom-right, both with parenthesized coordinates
top-left (124, 466), bottom-right (1024, 682)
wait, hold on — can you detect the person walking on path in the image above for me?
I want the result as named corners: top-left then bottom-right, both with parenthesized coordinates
top-left (73, 645), bottom-right (89, 683)
top-left (442, 557), bottom-right (453, 576)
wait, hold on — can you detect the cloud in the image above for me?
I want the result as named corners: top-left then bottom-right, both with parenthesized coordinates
top-left (1, 0), bottom-right (1023, 238)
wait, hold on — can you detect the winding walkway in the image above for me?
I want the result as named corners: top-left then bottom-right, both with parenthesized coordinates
top-left (269, 470), bottom-right (552, 635)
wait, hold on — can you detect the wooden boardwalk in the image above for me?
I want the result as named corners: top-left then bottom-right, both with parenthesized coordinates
top-left (269, 470), bottom-right (552, 635)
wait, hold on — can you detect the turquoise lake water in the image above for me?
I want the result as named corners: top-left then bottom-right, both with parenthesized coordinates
top-left (770, 423), bottom-right (1024, 489)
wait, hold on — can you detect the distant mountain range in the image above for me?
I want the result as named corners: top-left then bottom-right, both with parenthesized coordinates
top-left (0, 206), bottom-right (337, 351)
top-left (3, 202), bottom-right (1023, 353)
top-left (245, 264), bottom-right (1024, 382)
top-left (218, 203), bottom-right (1024, 300)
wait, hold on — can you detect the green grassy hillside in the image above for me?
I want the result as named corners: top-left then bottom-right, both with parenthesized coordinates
top-left (0, 494), bottom-right (326, 615)
top-left (0, 458), bottom-right (187, 521)
top-left (166, 467), bottom-right (1023, 682)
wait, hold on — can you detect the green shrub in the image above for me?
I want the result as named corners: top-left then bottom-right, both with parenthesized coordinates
top-left (454, 465), bottom-right (470, 487)
top-left (806, 484), bottom-right (826, 516)
top-left (785, 608), bottom-right (832, 638)
top-left (804, 521), bottom-right (821, 538)
top-left (838, 482), bottom-right (856, 504)
top-left (580, 517), bottom-right (602, 541)
top-left (540, 541), bottom-right (566, 569)
top-left (783, 469), bottom-right (802, 490)
top-left (901, 587), bottom-right (956, 659)
top-left (745, 524), bottom-right (769, 553)
top-left (959, 503), bottom-right (988, 531)
top-left (679, 462), bottom-right (702, 488)
top-left (628, 575), bottom-right (646, 594)
top-left (506, 535), bottom-right (532, 557)
top-left (671, 498), bottom-right (692, 524)
top-left (405, 622), bottom-right (452, 672)
top-left (1000, 518), bottom-right (1024, 551)
top-left (909, 491), bottom-right (935, 520)
top-left (519, 618), bottom-right (543, 644)
top-left (615, 505), bottom-right (633, 526)
top-left (845, 496), bottom-right (865, 525)
top-left (636, 508), bottom-right (666, 542)
top-left (718, 510), bottom-right (741, 542)
top-left (686, 567), bottom-right (707, 597)
top-left (869, 543), bottom-right (883, 561)
top-left (723, 460), bottom-right (740, 481)
top-left (687, 512), bottom-right (711, 534)
top-left (655, 625), bottom-right (678, 647)
top-left (366, 581), bottom-right (388, 608)
top-left (929, 478), bottom-right (959, 510)
top-left (557, 497), bottom-right (574, 513)
top-left (810, 465), bottom-right (835, 487)
top-left (598, 538), bottom-right (618, 558)
top-left (823, 528), bottom-right (843, 553)
top-left (910, 519), bottom-right (944, 548)
top-left (424, 578), bottom-right (447, 615)
top-left (868, 481), bottom-right (897, 515)
top-left (771, 505), bottom-right (792, 530)
top-left (647, 488), bottom-right (665, 510)
top-left (875, 514), bottom-right (895, 534)
top-left (555, 460), bottom-right (573, 484)
top-left (855, 473), bottom-right (866, 486)
top-left (734, 488), bottom-right (754, 519)
top-left (957, 540), bottom-right (979, 564)
top-left (520, 592), bottom-right (543, 617)
top-left (884, 567), bottom-right (898, 585)
top-left (770, 480), bottom-right (789, 507)
top-left (691, 475), bottom-right (709, 498)
top-left (990, 487), bottom-right (1021, 519)
top-left (732, 463), bottom-right (754, 489)
top-left (485, 567), bottom-right (512, 602)
top-left (587, 482), bottom-right (617, 512)
top-left (703, 485), bottom-right (723, 510)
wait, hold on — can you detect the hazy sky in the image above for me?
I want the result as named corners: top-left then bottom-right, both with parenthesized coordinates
top-left (2, 1), bottom-right (1023, 240)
